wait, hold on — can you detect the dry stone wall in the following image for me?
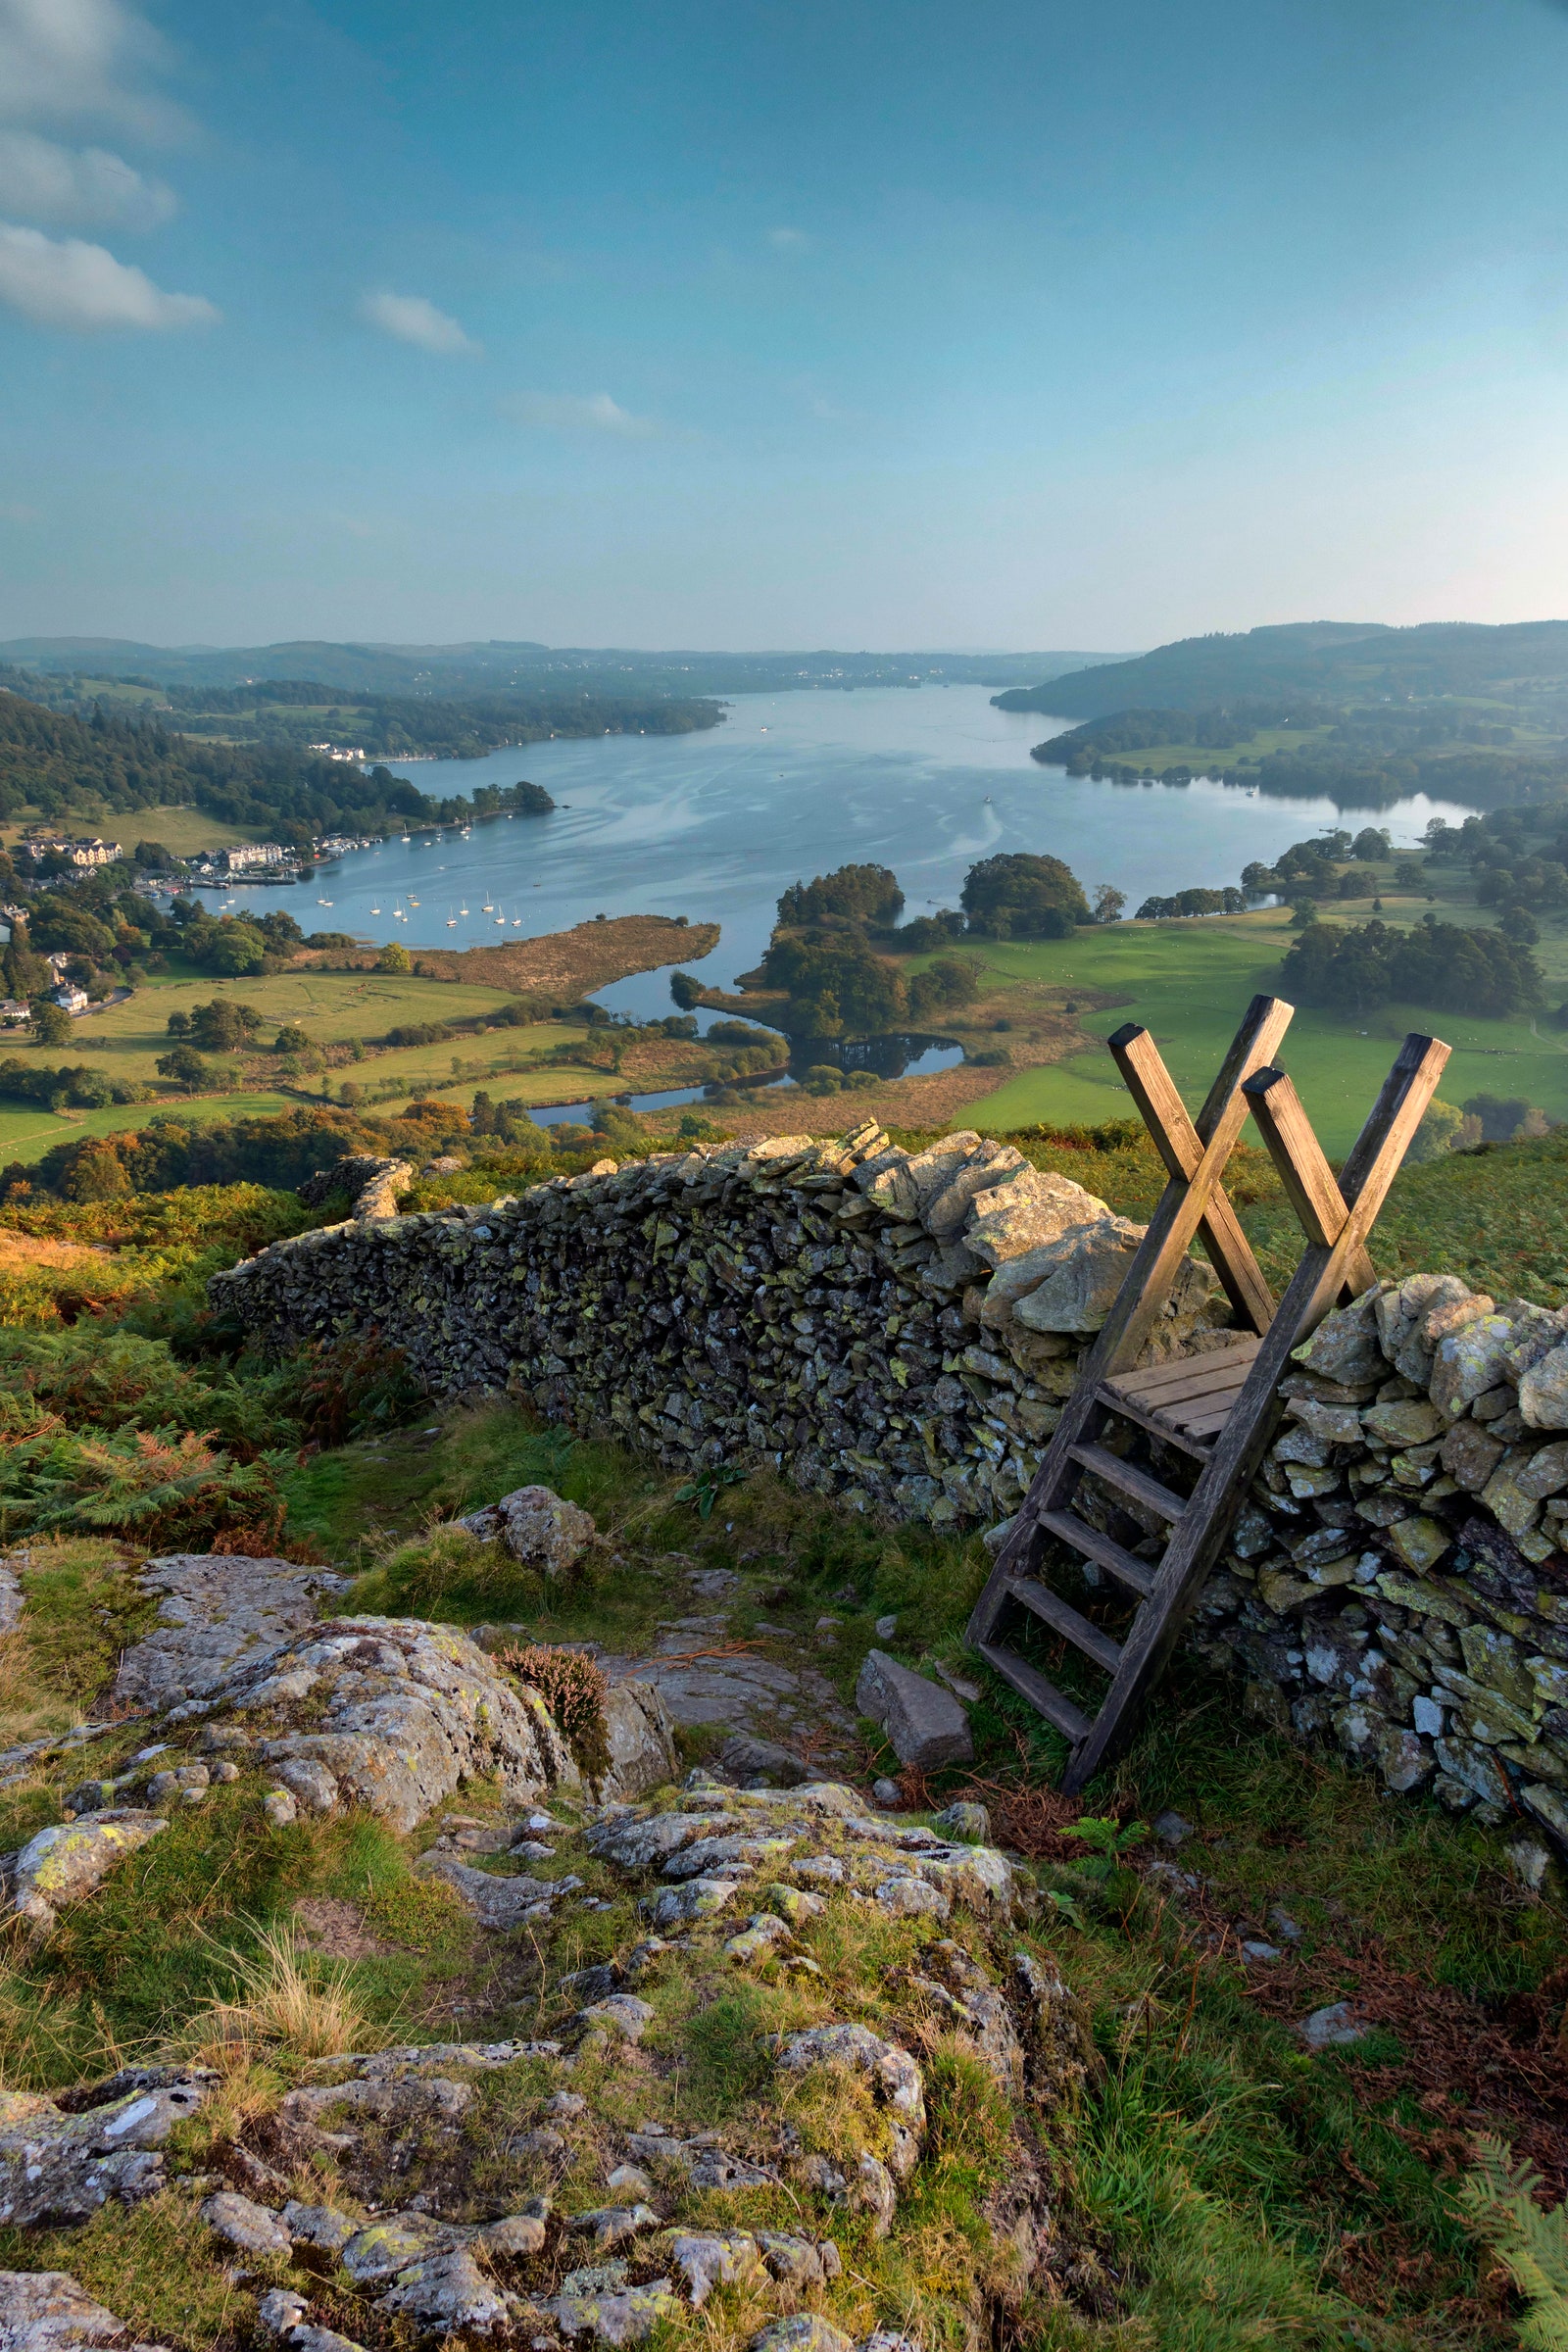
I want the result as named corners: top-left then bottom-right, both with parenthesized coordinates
top-left (211, 1122), bottom-right (1568, 1837)
top-left (1186, 1275), bottom-right (1568, 1843)
top-left (211, 1119), bottom-right (1224, 1531)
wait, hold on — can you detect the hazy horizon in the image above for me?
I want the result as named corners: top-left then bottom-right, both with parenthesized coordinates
top-left (4, 1), bottom-right (1568, 649)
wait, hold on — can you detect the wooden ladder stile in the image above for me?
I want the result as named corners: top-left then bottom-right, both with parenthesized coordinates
top-left (964, 1002), bottom-right (1450, 1795)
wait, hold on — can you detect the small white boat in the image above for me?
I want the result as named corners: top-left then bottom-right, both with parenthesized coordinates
top-left (408, 894), bottom-right (419, 906)
top-left (370, 904), bottom-right (381, 914)
top-left (459, 904), bottom-right (469, 916)
top-left (481, 899), bottom-right (494, 912)
top-left (511, 916), bottom-right (522, 926)
top-left (401, 834), bottom-right (411, 842)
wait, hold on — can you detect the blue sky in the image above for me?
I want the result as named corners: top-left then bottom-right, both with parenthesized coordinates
top-left (2, 0), bottom-right (1567, 650)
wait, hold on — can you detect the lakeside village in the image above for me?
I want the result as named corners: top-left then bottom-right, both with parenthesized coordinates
top-left (0, 826), bottom-right (379, 1025)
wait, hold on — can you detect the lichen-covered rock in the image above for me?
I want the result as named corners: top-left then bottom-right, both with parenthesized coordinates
top-left (0, 2272), bottom-right (160, 2352)
top-left (112, 1554), bottom-right (352, 1717)
top-left (0, 2071), bottom-right (212, 2228)
top-left (774, 2023), bottom-right (926, 2174)
top-left (457, 1486), bottom-right (597, 1577)
top-left (201, 1617), bottom-right (581, 1834)
top-left (376, 2248), bottom-right (509, 2338)
top-left (668, 2232), bottom-right (764, 2308)
top-left (5, 1812), bottom-right (168, 1938)
top-left (1522, 1343), bottom-right (1568, 1431)
top-left (201, 2190), bottom-right (292, 2258)
top-left (1430, 1315), bottom-right (1515, 1419)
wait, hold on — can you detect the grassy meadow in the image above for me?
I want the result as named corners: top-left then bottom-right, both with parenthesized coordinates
top-left (0, 805), bottom-right (264, 858)
top-left (951, 881), bottom-right (1568, 1152)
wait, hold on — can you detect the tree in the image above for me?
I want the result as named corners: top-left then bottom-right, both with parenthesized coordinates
top-left (1281, 917), bottom-right (1542, 1020)
top-left (906, 956), bottom-right (981, 1019)
top-left (189, 999), bottom-right (264, 1051)
top-left (376, 942), bottom-right (412, 973)
top-left (28, 999), bottom-right (71, 1046)
top-left (1501, 906), bottom-right (1541, 948)
top-left (1394, 859), bottom-right (1424, 891)
top-left (1402, 1099), bottom-right (1475, 1162)
top-left (776, 864), bottom-right (905, 929)
top-left (1462, 1093), bottom-right (1536, 1143)
top-left (1092, 883), bottom-right (1127, 924)
top-left (156, 1043), bottom-right (209, 1089)
top-left (669, 971), bottom-right (702, 1009)
top-left (960, 853), bottom-right (1091, 938)
top-left (201, 922), bottom-right (267, 977)
top-left (274, 1024), bottom-right (311, 1054)
top-left (1352, 826), bottom-right (1393, 861)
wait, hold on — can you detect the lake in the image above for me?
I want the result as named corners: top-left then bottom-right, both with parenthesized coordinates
top-left (195, 685), bottom-right (1481, 1026)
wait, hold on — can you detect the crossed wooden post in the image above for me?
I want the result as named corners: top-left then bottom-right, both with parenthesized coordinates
top-left (965, 994), bottom-right (1450, 1792)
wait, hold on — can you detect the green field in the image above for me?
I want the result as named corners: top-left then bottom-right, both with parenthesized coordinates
top-left (0, 805), bottom-right (268, 856)
top-left (0, 1091), bottom-right (297, 1161)
top-left (955, 901), bottom-right (1568, 1153)
top-left (0, 965), bottom-right (613, 1162)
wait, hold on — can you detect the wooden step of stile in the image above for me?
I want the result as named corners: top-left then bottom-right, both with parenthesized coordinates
top-left (1035, 1509), bottom-right (1154, 1598)
top-left (1008, 1575), bottom-right (1125, 1673)
top-left (1066, 1442), bottom-right (1189, 1523)
top-left (975, 1642), bottom-right (1095, 1745)
top-left (963, 1001), bottom-right (1450, 1794)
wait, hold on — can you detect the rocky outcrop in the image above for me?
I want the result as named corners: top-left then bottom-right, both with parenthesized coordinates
top-left (0, 2270), bottom-right (170, 2352)
top-left (2, 1780), bottom-right (1080, 2347)
top-left (213, 1121), bottom-right (1224, 1529)
top-left (112, 1555), bottom-right (353, 1718)
top-left (1187, 1275), bottom-right (1568, 1833)
top-left (0, 2069), bottom-right (213, 2227)
top-left (78, 1617), bottom-right (677, 1839)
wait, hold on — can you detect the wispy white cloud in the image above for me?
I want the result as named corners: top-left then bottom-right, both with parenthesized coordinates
top-left (0, 220), bottom-right (217, 327)
top-left (507, 390), bottom-right (659, 437)
top-left (0, 0), bottom-right (187, 143)
top-left (0, 127), bottom-right (172, 226)
top-left (767, 225), bottom-right (808, 250)
top-left (360, 289), bottom-right (479, 356)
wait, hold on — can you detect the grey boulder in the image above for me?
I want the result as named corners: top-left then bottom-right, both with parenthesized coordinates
top-left (855, 1651), bottom-right (973, 1770)
top-left (5, 1812), bottom-right (169, 1938)
top-left (0, 2273), bottom-right (165, 2352)
top-left (458, 1487), bottom-right (597, 1577)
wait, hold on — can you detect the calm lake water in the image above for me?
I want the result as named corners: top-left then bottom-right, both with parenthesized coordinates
top-left (198, 686), bottom-right (1481, 1026)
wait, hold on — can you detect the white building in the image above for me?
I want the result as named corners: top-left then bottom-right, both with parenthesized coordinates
top-left (222, 842), bottom-right (288, 871)
top-left (49, 984), bottom-right (89, 1013)
top-left (24, 836), bottom-right (122, 868)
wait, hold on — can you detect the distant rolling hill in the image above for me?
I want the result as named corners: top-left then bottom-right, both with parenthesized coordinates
top-left (0, 637), bottom-right (1128, 699)
top-left (995, 618), bottom-right (1568, 718)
